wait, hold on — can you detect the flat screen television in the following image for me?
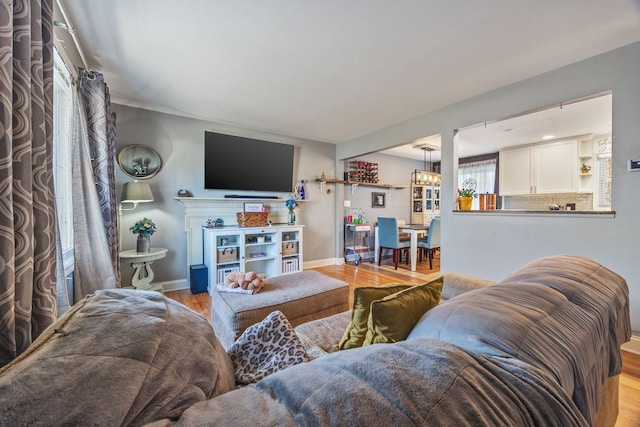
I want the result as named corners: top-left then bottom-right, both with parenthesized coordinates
top-left (204, 131), bottom-right (295, 193)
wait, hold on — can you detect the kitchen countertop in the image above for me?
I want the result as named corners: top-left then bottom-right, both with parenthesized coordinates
top-left (453, 209), bottom-right (615, 216)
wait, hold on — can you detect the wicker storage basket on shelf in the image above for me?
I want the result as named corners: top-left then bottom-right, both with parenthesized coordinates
top-left (236, 212), bottom-right (268, 227)
top-left (282, 241), bottom-right (298, 255)
top-left (217, 248), bottom-right (238, 263)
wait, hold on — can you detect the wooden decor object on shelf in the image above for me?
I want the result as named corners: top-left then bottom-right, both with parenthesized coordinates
top-left (236, 212), bottom-right (268, 227)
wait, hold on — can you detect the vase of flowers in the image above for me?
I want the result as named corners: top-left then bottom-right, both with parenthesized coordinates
top-left (130, 217), bottom-right (157, 253)
top-left (285, 198), bottom-right (299, 224)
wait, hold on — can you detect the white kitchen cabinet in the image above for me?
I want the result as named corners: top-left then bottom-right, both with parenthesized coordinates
top-left (203, 225), bottom-right (303, 294)
top-left (499, 146), bottom-right (533, 195)
top-left (499, 139), bottom-right (577, 195)
top-left (535, 139), bottom-right (578, 193)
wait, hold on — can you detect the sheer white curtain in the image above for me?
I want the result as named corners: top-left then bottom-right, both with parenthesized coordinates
top-left (458, 159), bottom-right (497, 210)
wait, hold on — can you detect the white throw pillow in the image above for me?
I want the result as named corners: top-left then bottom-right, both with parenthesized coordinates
top-left (228, 310), bottom-right (310, 385)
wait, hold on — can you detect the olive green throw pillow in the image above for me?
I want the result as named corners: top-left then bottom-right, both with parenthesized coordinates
top-left (363, 276), bottom-right (444, 346)
top-left (337, 283), bottom-right (413, 350)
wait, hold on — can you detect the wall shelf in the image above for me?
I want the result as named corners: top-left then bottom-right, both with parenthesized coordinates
top-left (175, 197), bottom-right (297, 202)
top-left (316, 178), bottom-right (406, 194)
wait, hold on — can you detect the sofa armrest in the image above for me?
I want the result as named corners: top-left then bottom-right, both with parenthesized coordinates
top-left (441, 272), bottom-right (495, 300)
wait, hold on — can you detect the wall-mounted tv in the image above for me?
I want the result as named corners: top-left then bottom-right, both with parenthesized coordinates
top-left (204, 131), bottom-right (294, 193)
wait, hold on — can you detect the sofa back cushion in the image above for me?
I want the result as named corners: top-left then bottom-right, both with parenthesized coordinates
top-left (440, 272), bottom-right (494, 300)
top-left (0, 289), bottom-right (235, 426)
top-left (407, 255), bottom-right (631, 426)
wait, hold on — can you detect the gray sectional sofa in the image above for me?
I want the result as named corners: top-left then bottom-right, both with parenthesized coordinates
top-left (0, 255), bottom-right (630, 426)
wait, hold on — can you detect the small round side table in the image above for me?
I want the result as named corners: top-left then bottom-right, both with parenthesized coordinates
top-left (119, 247), bottom-right (168, 292)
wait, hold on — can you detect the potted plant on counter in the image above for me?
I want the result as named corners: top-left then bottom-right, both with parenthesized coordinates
top-left (458, 188), bottom-right (477, 210)
top-left (458, 178), bottom-right (478, 211)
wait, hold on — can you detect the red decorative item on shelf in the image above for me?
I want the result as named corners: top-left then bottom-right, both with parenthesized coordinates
top-left (347, 160), bottom-right (378, 183)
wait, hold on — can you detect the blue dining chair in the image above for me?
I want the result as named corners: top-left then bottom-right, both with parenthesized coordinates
top-left (377, 217), bottom-right (411, 270)
top-left (418, 217), bottom-right (440, 269)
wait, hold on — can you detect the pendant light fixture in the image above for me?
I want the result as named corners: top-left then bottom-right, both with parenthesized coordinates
top-left (411, 147), bottom-right (440, 185)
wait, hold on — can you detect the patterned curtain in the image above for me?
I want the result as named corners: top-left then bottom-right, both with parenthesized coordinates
top-left (0, 0), bottom-right (57, 367)
top-left (72, 69), bottom-right (118, 299)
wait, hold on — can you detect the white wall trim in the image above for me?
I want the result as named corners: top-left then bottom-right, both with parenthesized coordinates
top-left (622, 335), bottom-right (640, 355)
top-left (159, 279), bottom-right (189, 292)
top-left (303, 257), bottom-right (342, 269)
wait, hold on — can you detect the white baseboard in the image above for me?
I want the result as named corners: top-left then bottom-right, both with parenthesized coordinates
top-left (303, 258), bottom-right (343, 269)
top-left (158, 279), bottom-right (189, 292)
top-left (622, 334), bottom-right (640, 355)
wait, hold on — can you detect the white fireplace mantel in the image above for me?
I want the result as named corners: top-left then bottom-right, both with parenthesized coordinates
top-left (175, 197), bottom-right (297, 269)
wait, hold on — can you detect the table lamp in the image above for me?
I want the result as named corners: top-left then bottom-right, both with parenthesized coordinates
top-left (120, 181), bottom-right (154, 210)
top-left (118, 181), bottom-right (154, 250)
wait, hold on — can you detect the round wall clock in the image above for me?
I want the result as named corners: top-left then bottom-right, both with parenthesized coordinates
top-left (117, 144), bottom-right (163, 179)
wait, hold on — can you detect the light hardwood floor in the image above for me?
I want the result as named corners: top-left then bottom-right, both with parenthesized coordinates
top-left (165, 254), bottom-right (640, 426)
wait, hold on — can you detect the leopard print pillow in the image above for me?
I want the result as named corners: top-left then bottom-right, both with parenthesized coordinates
top-left (228, 310), bottom-right (310, 385)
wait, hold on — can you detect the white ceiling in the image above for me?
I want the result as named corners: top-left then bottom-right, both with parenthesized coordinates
top-left (381, 92), bottom-right (613, 162)
top-left (55, 1), bottom-right (640, 154)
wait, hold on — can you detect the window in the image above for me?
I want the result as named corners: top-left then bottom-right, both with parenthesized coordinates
top-left (53, 48), bottom-right (74, 274)
top-left (458, 157), bottom-right (497, 210)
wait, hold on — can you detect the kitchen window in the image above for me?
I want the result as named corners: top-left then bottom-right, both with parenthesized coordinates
top-left (458, 156), bottom-right (497, 210)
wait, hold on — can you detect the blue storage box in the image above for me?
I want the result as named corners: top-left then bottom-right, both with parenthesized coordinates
top-left (190, 264), bottom-right (208, 294)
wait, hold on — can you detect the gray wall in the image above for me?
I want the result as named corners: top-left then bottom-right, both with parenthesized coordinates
top-left (337, 41), bottom-right (640, 333)
top-left (341, 152), bottom-right (423, 224)
top-left (337, 152), bottom-right (423, 257)
top-left (113, 106), bottom-right (338, 286)
top-left (114, 41), bottom-right (640, 333)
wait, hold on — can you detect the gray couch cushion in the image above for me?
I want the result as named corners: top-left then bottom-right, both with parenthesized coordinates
top-left (440, 272), bottom-right (494, 299)
top-left (407, 255), bottom-right (630, 426)
top-left (0, 289), bottom-right (235, 426)
top-left (175, 338), bottom-right (589, 427)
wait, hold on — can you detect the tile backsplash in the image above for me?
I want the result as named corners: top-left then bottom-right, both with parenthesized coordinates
top-left (503, 192), bottom-right (593, 211)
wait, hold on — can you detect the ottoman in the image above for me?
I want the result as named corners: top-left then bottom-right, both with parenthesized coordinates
top-left (211, 270), bottom-right (350, 349)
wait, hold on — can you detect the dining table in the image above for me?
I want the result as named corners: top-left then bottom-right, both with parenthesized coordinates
top-left (373, 223), bottom-right (429, 272)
